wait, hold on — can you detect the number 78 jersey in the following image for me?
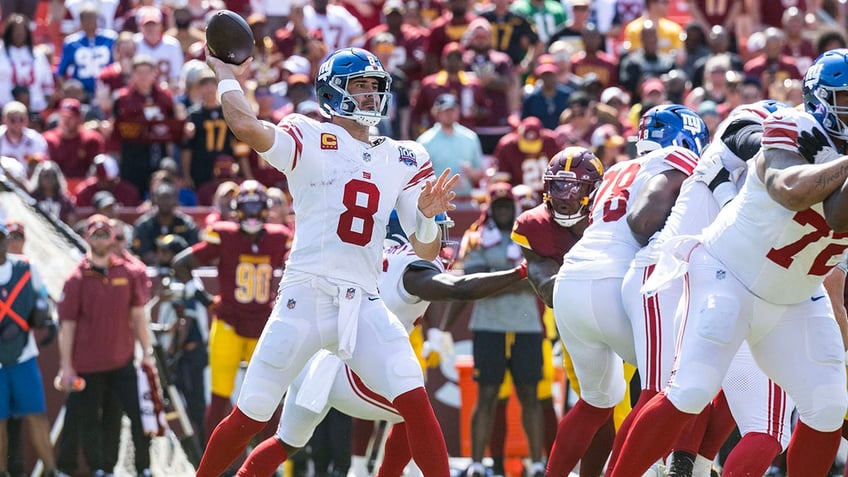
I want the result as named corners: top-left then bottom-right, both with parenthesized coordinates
top-left (260, 115), bottom-right (435, 292)
top-left (702, 109), bottom-right (848, 305)
top-left (560, 146), bottom-right (699, 280)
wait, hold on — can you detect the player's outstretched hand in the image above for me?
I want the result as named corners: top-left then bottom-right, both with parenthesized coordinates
top-left (206, 48), bottom-right (253, 81)
top-left (692, 153), bottom-right (730, 191)
top-left (418, 168), bottom-right (460, 217)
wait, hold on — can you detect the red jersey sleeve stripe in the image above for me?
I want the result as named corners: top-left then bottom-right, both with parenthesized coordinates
top-left (404, 162), bottom-right (435, 190)
top-left (664, 149), bottom-right (699, 175)
top-left (762, 123), bottom-right (799, 149)
top-left (280, 123), bottom-right (303, 170)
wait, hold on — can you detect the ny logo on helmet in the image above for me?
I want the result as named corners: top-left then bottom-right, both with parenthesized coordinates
top-left (317, 59), bottom-right (333, 83)
top-left (681, 113), bottom-right (703, 136)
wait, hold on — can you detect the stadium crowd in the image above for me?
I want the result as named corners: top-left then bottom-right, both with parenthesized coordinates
top-left (0, 0), bottom-right (846, 476)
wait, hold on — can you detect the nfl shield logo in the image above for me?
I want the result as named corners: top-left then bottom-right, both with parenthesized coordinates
top-left (287, 298), bottom-right (296, 309)
top-left (345, 288), bottom-right (356, 300)
top-left (363, 152), bottom-right (371, 162)
top-left (716, 270), bottom-right (726, 280)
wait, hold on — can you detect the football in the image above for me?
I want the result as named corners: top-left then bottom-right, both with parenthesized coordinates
top-left (205, 10), bottom-right (255, 65)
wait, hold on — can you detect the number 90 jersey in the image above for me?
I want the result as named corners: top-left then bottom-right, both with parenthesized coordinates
top-left (559, 146), bottom-right (699, 280)
top-left (702, 108), bottom-right (848, 305)
top-left (192, 221), bottom-right (292, 338)
top-left (260, 115), bottom-right (435, 293)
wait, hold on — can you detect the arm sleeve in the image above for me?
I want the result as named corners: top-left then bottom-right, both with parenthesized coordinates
top-left (258, 119), bottom-right (298, 173)
top-left (722, 122), bottom-right (763, 163)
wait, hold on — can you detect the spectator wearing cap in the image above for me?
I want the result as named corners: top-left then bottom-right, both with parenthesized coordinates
top-left (600, 86), bottom-right (632, 115)
top-left (181, 69), bottom-right (236, 191)
top-left (521, 56), bottom-right (573, 131)
top-left (42, 98), bottom-right (106, 180)
top-left (73, 153), bottom-right (141, 208)
top-left (133, 182), bottom-right (199, 265)
top-left (640, 77), bottom-right (668, 108)
top-left (493, 116), bottom-right (560, 194)
top-left (547, 0), bottom-right (593, 51)
top-left (0, 101), bottom-right (48, 171)
top-left (423, 0), bottom-right (478, 74)
top-left (417, 93), bottom-right (485, 197)
top-left (112, 55), bottom-right (177, 196)
top-left (56, 3), bottom-right (117, 99)
top-left (554, 91), bottom-right (598, 149)
top-left (590, 123), bottom-right (628, 168)
top-left (479, 0), bottom-right (541, 77)
top-left (133, 6), bottom-right (184, 89)
top-left (743, 27), bottom-right (803, 97)
top-left (95, 32), bottom-right (136, 121)
top-left (410, 42), bottom-right (488, 136)
top-left (509, 0), bottom-right (566, 46)
top-left (0, 14), bottom-right (55, 114)
top-left (197, 155), bottom-right (242, 206)
top-left (622, 0), bottom-right (683, 55)
top-left (27, 160), bottom-right (78, 227)
top-left (364, 0), bottom-right (428, 82)
top-left (302, 0), bottom-right (364, 55)
top-left (619, 21), bottom-right (676, 97)
top-left (56, 214), bottom-right (154, 477)
top-left (570, 23), bottom-right (619, 89)
top-left (453, 180), bottom-right (546, 477)
top-left (461, 18), bottom-right (515, 154)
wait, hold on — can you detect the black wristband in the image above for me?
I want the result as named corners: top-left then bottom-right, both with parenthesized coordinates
top-left (707, 167), bottom-right (731, 191)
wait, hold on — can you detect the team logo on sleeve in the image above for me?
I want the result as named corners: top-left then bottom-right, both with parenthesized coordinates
top-left (397, 146), bottom-right (417, 166)
top-left (345, 288), bottom-right (356, 299)
top-left (321, 133), bottom-right (338, 150)
top-left (287, 298), bottom-right (296, 309)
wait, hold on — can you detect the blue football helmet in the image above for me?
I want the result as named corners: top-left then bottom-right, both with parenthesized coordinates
top-left (315, 48), bottom-right (392, 127)
top-left (804, 48), bottom-right (848, 141)
top-left (636, 104), bottom-right (710, 156)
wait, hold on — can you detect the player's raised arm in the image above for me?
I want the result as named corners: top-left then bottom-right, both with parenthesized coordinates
top-left (206, 53), bottom-right (276, 153)
top-left (411, 168), bottom-right (460, 260)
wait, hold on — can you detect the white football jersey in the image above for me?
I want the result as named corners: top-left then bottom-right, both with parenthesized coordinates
top-left (378, 242), bottom-right (443, 333)
top-left (303, 5), bottom-right (365, 51)
top-left (560, 146), bottom-right (699, 279)
top-left (260, 114), bottom-right (434, 293)
top-left (702, 108), bottom-right (848, 304)
top-left (133, 34), bottom-right (184, 83)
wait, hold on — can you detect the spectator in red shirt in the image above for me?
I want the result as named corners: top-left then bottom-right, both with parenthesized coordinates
top-left (42, 98), bottom-right (105, 180)
top-left (197, 154), bottom-right (241, 206)
top-left (95, 31), bottom-right (136, 122)
top-left (27, 160), bottom-right (78, 227)
top-left (56, 214), bottom-right (154, 477)
top-left (424, 0), bottom-right (476, 74)
top-left (364, 0), bottom-right (428, 83)
top-left (494, 116), bottom-right (560, 194)
top-left (743, 27), bottom-right (803, 95)
top-left (571, 24), bottom-right (618, 89)
top-left (73, 153), bottom-right (141, 208)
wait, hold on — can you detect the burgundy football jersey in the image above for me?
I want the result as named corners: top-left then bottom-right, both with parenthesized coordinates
top-left (511, 203), bottom-right (580, 266)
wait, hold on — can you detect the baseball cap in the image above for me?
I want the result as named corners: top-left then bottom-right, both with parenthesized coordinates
top-left (590, 124), bottom-right (625, 149)
top-left (155, 234), bottom-right (189, 255)
top-left (59, 98), bottom-right (82, 117)
top-left (5, 220), bottom-right (23, 238)
top-left (2, 101), bottom-right (26, 118)
top-left (92, 190), bottom-right (117, 210)
top-left (600, 86), bottom-right (631, 106)
top-left (487, 181), bottom-right (514, 203)
top-left (196, 68), bottom-right (217, 85)
top-left (433, 93), bottom-right (459, 112)
top-left (86, 214), bottom-right (112, 236)
top-left (287, 74), bottom-right (310, 87)
top-left (572, 0), bottom-right (590, 6)
top-left (641, 77), bottom-right (666, 96)
top-left (383, 0), bottom-right (405, 14)
top-left (535, 54), bottom-right (559, 76)
top-left (518, 116), bottom-right (544, 154)
top-left (282, 55), bottom-right (311, 77)
top-left (94, 154), bottom-right (120, 180)
top-left (441, 42), bottom-right (463, 59)
top-left (137, 6), bottom-right (162, 25)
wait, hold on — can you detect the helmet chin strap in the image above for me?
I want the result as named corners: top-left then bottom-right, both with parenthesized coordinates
top-left (241, 220), bottom-right (263, 234)
top-left (552, 211), bottom-right (585, 227)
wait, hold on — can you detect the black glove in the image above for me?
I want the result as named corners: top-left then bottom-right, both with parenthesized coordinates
top-left (193, 289), bottom-right (214, 308)
top-left (39, 320), bottom-right (57, 347)
top-left (797, 128), bottom-right (833, 164)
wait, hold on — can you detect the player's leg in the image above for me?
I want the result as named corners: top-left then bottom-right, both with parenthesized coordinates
top-left (205, 318), bottom-right (242, 439)
top-left (609, 247), bottom-right (749, 477)
top-left (198, 281), bottom-right (327, 477)
top-left (511, 332), bottom-right (544, 472)
top-left (469, 331), bottom-right (507, 476)
top-left (349, 418), bottom-right (376, 477)
top-left (548, 277), bottom-right (633, 476)
top-left (487, 372), bottom-right (512, 477)
top-left (747, 298), bottom-right (847, 477)
top-left (344, 298), bottom-right (448, 477)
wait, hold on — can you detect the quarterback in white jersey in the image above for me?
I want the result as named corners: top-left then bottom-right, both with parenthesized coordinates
top-left (198, 48), bottom-right (459, 477)
top-left (615, 100), bottom-right (794, 477)
top-left (546, 104), bottom-right (707, 477)
top-left (610, 49), bottom-right (848, 477)
top-left (238, 218), bottom-right (528, 476)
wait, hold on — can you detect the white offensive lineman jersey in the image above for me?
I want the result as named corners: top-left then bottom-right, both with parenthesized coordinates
top-left (378, 241), bottom-right (443, 333)
top-left (559, 146), bottom-right (700, 279)
top-left (260, 114), bottom-right (434, 293)
top-left (702, 108), bottom-right (848, 305)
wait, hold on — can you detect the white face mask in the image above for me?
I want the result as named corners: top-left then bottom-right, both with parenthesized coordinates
top-left (240, 219), bottom-right (263, 234)
top-left (552, 210), bottom-right (585, 227)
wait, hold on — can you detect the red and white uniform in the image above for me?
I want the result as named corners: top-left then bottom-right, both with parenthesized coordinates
top-left (667, 108), bottom-right (848, 433)
top-left (303, 4), bottom-right (365, 52)
top-left (277, 243), bottom-right (442, 447)
top-left (236, 114), bottom-right (435, 422)
top-left (553, 146), bottom-right (698, 408)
